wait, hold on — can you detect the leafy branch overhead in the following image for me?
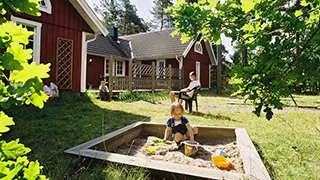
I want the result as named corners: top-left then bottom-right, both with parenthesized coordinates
top-left (168, 0), bottom-right (320, 120)
top-left (1, 0), bottom-right (50, 179)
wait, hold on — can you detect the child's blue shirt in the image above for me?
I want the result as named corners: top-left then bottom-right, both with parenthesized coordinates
top-left (166, 116), bottom-right (189, 128)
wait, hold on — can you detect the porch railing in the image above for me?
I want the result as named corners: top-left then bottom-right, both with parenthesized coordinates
top-left (108, 58), bottom-right (183, 92)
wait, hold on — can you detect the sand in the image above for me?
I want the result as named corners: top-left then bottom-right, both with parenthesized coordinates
top-left (113, 136), bottom-right (244, 173)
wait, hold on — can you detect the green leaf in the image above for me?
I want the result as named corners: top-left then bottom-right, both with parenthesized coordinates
top-left (0, 139), bottom-right (31, 160)
top-left (7, 43), bottom-right (33, 63)
top-left (1, 22), bottom-right (34, 44)
top-left (294, 10), bottom-right (303, 17)
top-left (171, 30), bottom-right (179, 37)
top-left (264, 105), bottom-right (274, 120)
top-left (0, 9), bottom-right (6, 15)
top-left (24, 161), bottom-right (43, 180)
top-left (242, 24), bottom-right (255, 31)
top-left (1, 53), bottom-right (24, 71)
top-left (300, 0), bottom-right (309, 7)
top-left (180, 33), bottom-right (191, 44)
top-left (10, 62), bottom-right (51, 83)
top-left (26, 91), bottom-right (48, 109)
top-left (0, 112), bottom-right (15, 134)
top-left (241, 0), bottom-right (255, 13)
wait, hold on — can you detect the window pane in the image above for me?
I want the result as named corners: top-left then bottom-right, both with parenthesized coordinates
top-left (117, 61), bottom-right (123, 75)
top-left (105, 60), bottom-right (109, 74)
top-left (40, 0), bottom-right (46, 7)
top-left (26, 41), bottom-right (33, 50)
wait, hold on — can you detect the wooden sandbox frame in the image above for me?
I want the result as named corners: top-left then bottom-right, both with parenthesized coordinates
top-left (65, 122), bottom-right (271, 180)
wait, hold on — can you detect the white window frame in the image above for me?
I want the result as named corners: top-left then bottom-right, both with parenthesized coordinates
top-left (194, 41), bottom-right (203, 54)
top-left (11, 16), bottom-right (42, 65)
top-left (104, 58), bottom-right (109, 76)
top-left (156, 60), bottom-right (166, 79)
top-left (116, 60), bottom-right (125, 76)
top-left (196, 61), bottom-right (200, 82)
top-left (39, 0), bottom-right (52, 14)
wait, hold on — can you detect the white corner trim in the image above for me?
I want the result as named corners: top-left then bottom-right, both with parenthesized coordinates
top-left (81, 33), bottom-right (98, 93)
top-left (11, 16), bottom-right (42, 65)
top-left (81, 32), bottom-right (88, 93)
top-left (39, 0), bottom-right (52, 14)
top-left (194, 41), bottom-right (203, 54)
top-left (129, 40), bottom-right (134, 59)
top-left (183, 40), bottom-right (195, 58)
top-left (196, 61), bottom-right (201, 82)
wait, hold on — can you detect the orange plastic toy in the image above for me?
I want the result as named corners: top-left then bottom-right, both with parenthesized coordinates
top-left (212, 155), bottom-right (232, 169)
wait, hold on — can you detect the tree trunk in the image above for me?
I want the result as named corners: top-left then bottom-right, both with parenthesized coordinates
top-left (160, 13), bottom-right (164, 30)
top-left (242, 48), bottom-right (248, 66)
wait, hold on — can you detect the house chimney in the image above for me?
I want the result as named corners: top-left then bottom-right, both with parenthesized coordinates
top-left (110, 26), bottom-right (118, 42)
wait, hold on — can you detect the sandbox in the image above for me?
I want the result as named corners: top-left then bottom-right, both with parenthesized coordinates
top-left (65, 122), bottom-right (271, 180)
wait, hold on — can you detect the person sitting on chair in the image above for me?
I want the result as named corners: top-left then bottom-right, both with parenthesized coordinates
top-left (170, 71), bottom-right (201, 103)
top-left (99, 80), bottom-right (110, 101)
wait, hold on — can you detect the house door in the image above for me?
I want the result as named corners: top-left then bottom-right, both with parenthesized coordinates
top-left (156, 60), bottom-right (165, 78)
top-left (196, 61), bottom-right (200, 81)
top-left (56, 37), bottom-right (73, 89)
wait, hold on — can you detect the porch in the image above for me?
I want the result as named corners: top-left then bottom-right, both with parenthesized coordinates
top-left (106, 58), bottom-right (183, 95)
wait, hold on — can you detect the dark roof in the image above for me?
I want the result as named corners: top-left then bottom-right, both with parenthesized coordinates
top-left (87, 34), bottom-right (131, 59)
top-left (120, 29), bottom-right (191, 60)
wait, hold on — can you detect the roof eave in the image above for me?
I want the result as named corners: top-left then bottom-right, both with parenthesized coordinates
top-left (69, 0), bottom-right (108, 36)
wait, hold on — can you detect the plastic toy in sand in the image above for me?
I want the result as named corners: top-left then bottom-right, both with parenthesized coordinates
top-left (215, 149), bottom-right (228, 157)
top-left (212, 155), bottom-right (233, 169)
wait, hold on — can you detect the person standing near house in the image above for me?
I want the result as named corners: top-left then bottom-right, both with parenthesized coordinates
top-left (170, 71), bottom-right (201, 103)
top-left (99, 81), bottom-right (110, 101)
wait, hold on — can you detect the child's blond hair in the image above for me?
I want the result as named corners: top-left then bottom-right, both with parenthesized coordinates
top-left (170, 102), bottom-right (184, 115)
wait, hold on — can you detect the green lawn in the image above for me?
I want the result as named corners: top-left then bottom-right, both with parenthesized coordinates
top-left (3, 91), bottom-right (320, 180)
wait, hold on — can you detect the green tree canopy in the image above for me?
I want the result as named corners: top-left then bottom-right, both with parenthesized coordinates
top-left (95, 0), bottom-right (149, 35)
top-left (150, 0), bottom-right (174, 30)
top-left (0, 0), bottom-right (50, 179)
top-left (168, 0), bottom-right (320, 119)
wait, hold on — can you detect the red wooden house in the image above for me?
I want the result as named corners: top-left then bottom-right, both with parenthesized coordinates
top-left (11, 0), bottom-right (108, 92)
top-left (121, 29), bottom-right (216, 89)
top-left (86, 29), bottom-right (216, 90)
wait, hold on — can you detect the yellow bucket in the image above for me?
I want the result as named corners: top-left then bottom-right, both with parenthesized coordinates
top-left (183, 141), bottom-right (199, 157)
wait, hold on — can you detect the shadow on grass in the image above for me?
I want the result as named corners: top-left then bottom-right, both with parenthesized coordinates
top-left (252, 141), bottom-right (276, 180)
top-left (191, 112), bottom-right (240, 122)
top-left (3, 92), bottom-right (151, 180)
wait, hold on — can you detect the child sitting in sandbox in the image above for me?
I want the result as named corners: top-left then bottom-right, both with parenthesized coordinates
top-left (163, 102), bottom-right (198, 147)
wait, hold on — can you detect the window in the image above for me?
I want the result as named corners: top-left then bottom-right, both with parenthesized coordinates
top-left (105, 59), bottom-right (109, 76)
top-left (39, 0), bottom-right (52, 14)
top-left (116, 60), bottom-right (125, 76)
top-left (156, 60), bottom-right (166, 79)
top-left (11, 16), bottom-right (42, 65)
top-left (196, 61), bottom-right (200, 81)
top-left (194, 41), bottom-right (203, 54)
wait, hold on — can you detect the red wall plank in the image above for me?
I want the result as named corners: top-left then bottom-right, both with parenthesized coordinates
top-left (13, 0), bottom-right (96, 92)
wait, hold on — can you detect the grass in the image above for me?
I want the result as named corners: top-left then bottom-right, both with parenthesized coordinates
top-left (3, 90), bottom-right (320, 180)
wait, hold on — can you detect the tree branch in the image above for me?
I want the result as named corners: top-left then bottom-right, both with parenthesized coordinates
top-left (282, 19), bottom-right (320, 75)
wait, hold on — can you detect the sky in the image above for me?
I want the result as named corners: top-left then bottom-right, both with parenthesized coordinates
top-left (86, 0), bottom-right (234, 59)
